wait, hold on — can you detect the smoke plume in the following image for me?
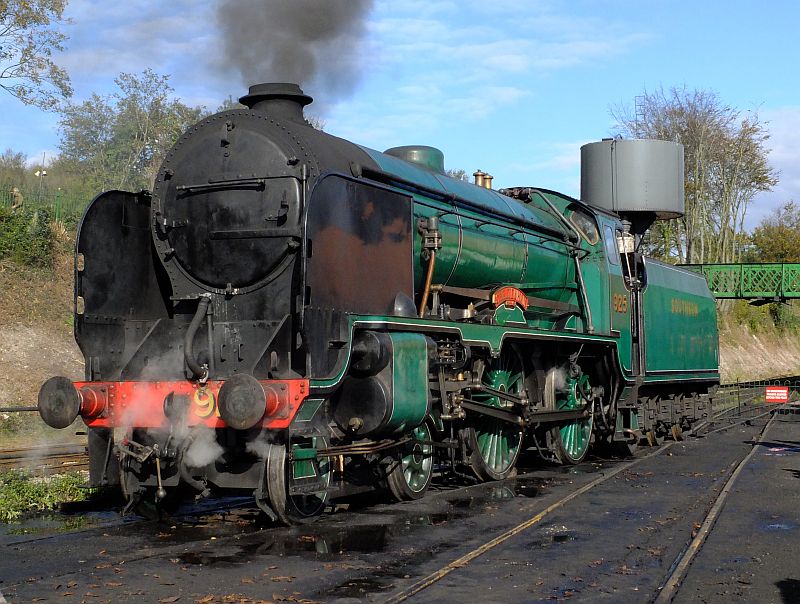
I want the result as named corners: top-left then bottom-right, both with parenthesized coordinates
top-left (216, 0), bottom-right (375, 106)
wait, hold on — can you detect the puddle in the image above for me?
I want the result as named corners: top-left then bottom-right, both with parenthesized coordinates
top-left (176, 523), bottom-right (393, 566)
top-left (2, 510), bottom-right (123, 539)
top-left (764, 522), bottom-right (795, 531)
top-left (512, 476), bottom-right (565, 497)
top-left (552, 532), bottom-right (576, 543)
top-left (728, 556), bottom-right (752, 564)
top-left (179, 546), bottom-right (242, 567)
top-left (327, 576), bottom-right (395, 599)
top-left (764, 446), bottom-right (800, 456)
top-left (527, 525), bottom-right (579, 548)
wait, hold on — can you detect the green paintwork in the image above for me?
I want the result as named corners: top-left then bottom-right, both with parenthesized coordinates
top-left (387, 332), bottom-right (430, 433)
top-left (684, 263), bottom-right (800, 300)
top-left (292, 437), bottom-right (330, 479)
top-left (493, 304), bottom-right (527, 326)
top-left (471, 355), bottom-right (523, 475)
top-left (293, 398), bottom-right (324, 422)
top-left (400, 421), bottom-right (434, 492)
top-left (310, 315), bottom-right (617, 391)
top-left (359, 146), bottom-right (579, 325)
top-left (553, 374), bottom-right (593, 459)
top-left (597, 218), bottom-right (634, 373)
top-left (303, 148), bottom-right (719, 404)
top-left (291, 446), bottom-right (318, 460)
top-left (642, 259), bottom-right (719, 374)
top-left (614, 407), bottom-right (639, 439)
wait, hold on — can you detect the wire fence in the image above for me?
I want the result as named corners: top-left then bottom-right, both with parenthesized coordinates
top-left (712, 376), bottom-right (800, 414)
top-left (0, 188), bottom-right (89, 222)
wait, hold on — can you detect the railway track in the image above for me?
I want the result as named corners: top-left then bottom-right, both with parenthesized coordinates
top-left (0, 443), bottom-right (88, 474)
top-left (653, 409), bottom-right (780, 602)
top-left (376, 406), bottom-right (786, 604)
top-left (1, 403), bottom-right (790, 603)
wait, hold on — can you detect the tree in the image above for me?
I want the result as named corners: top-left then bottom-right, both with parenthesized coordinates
top-left (612, 87), bottom-right (777, 263)
top-left (446, 168), bottom-right (470, 182)
top-left (0, 148), bottom-right (27, 188)
top-left (58, 69), bottom-right (205, 191)
top-left (216, 95), bottom-right (245, 112)
top-left (750, 201), bottom-right (800, 262)
top-left (0, 0), bottom-right (72, 109)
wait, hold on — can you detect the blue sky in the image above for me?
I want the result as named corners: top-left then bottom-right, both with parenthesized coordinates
top-left (2, 0), bottom-right (799, 229)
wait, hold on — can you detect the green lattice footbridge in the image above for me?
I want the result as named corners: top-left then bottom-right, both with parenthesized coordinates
top-left (682, 263), bottom-right (800, 302)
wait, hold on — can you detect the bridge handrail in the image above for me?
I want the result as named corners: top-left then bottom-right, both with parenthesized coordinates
top-left (682, 262), bottom-right (800, 300)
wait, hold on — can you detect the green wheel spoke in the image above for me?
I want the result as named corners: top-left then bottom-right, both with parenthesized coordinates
top-left (548, 366), bottom-right (594, 464)
top-left (388, 421), bottom-right (434, 500)
top-left (469, 352), bottom-right (525, 481)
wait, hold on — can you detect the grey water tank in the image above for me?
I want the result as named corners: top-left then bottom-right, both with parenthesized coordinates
top-left (581, 139), bottom-right (684, 232)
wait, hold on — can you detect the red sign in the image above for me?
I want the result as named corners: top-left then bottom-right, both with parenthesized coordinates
top-left (766, 386), bottom-right (789, 403)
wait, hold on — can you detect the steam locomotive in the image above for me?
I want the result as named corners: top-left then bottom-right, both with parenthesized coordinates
top-left (38, 83), bottom-right (719, 523)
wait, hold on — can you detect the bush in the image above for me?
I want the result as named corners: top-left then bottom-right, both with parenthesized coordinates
top-left (727, 299), bottom-right (800, 333)
top-left (0, 206), bottom-right (54, 268)
top-left (769, 301), bottom-right (800, 332)
top-left (729, 300), bottom-right (771, 331)
top-left (0, 470), bottom-right (86, 521)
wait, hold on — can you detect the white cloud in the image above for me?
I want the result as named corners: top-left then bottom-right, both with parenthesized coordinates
top-left (747, 106), bottom-right (800, 229)
top-left (59, 0), bottom-right (218, 102)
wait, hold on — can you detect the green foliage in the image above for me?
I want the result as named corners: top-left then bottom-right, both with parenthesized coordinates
top-left (729, 300), bottom-right (772, 332)
top-left (768, 302), bottom-right (800, 331)
top-left (216, 95), bottom-right (246, 111)
top-left (0, 205), bottom-right (54, 267)
top-left (751, 201), bottom-right (800, 262)
top-left (0, 0), bottom-right (72, 109)
top-left (0, 148), bottom-right (27, 191)
top-left (58, 69), bottom-right (207, 191)
top-left (0, 470), bottom-right (86, 521)
top-left (727, 299), bottom-right (800, 333)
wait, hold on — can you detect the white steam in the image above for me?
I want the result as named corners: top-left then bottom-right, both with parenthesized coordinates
top-left (183, 425), bottom-right (224, 468)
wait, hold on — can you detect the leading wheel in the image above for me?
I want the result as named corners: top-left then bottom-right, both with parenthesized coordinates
top-left (467, 350), bottom-right (525, 481)
top-left (265, 436), bottom-right (331, 525)
top-left (386, 420), bottom-right (435, 501)
top-left (546, 367), bottom-right (594, 464)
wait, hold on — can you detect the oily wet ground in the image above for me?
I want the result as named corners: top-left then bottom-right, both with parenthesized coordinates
top-left (0, 452), bottom-right (633, 603)
top-left (2, 452), bottom-right (578, 547)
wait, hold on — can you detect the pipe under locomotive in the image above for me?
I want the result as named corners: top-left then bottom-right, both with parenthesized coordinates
top-left (38, 83), bottom-right (719, 523)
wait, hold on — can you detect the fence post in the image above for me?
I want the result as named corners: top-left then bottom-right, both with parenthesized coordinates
top-left (54, 189), bottom-right (62, 222)
top-left (736, 379), bottom-right (741, 415)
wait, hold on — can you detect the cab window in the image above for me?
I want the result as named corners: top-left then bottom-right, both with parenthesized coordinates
top-left (604, 224), bottom-right (620, 265)
top-left (568, 208), bottom-right (600, 245)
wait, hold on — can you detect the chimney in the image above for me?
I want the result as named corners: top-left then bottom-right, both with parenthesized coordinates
top-left (239, 83), bottom-right (312, 124)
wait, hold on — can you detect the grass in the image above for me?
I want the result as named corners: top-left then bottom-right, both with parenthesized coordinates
top-left (0, 470), bottom-right (88, 522)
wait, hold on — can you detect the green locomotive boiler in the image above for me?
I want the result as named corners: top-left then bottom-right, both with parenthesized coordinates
top-left (37, 84), bottom-right (719, 523)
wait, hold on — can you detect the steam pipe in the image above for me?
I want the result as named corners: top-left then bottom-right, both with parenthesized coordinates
top-left (572, 252), bottom-right (594, 334)
top-left (185, 295), bottom-right (212, 381)
top-left (419, 250), bottom-right (437, 318)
